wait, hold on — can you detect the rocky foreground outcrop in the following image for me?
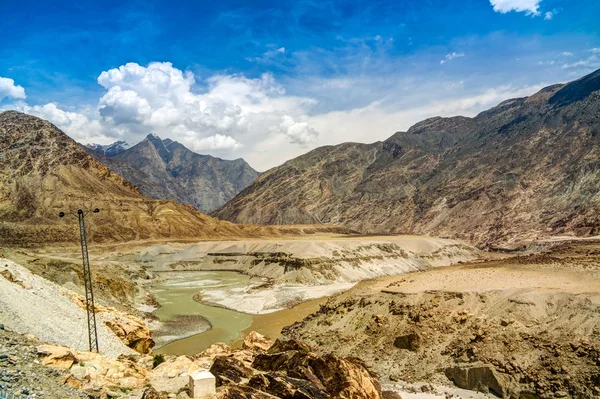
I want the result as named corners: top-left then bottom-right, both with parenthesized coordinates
top-left (214, 337), bottom-right (382, 399)
top-left (28, 329), bottom-right (388, 399)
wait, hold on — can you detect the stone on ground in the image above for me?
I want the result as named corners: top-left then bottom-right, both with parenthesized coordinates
top-left (189, 370), bottom-right (216, 398)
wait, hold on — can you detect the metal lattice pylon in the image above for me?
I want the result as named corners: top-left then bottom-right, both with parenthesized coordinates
top-left (77, 209), bottom-right (99, 353)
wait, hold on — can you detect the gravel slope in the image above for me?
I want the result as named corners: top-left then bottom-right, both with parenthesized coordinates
top-left (0, 258), bottom-right (135, 358)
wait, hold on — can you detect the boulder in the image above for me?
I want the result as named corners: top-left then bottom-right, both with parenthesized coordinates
top-left (37, 344), bottom-right (77, 370)
top-left (189, 370), bottom-right (216, 398)
top-left (209, 355), bottom-right (254, 386)
top-left (1, 269), bottom-right (27, 289)
top-left (142, 387), bottom-right (161, 399)
top-left (0, 269), bottom-right (18, 283)
top-left (243, 331), bottom-right (274, 352)
top-left (445, 364), bottom-right (507, 398)
top-left (195, 343), bottom-right (255, 372)
top-left (393, 332), bottom-right (421, 352)
top-left (309, 354), bottom-right (381, 399)
top-left (252, 348), bottom-right (381, 399)
top-left (105, 314), bottom-right (155, 354)
top-left (248, 372), bottom-right (329, 399)
top-left (220, 385), bottom-right (280, 398)
top-left (150, 355), bottom-right (200, 394)
top-left (38, 344), bottom-right (149, 394)
top-left (199, 342), bottom-right (234, 358)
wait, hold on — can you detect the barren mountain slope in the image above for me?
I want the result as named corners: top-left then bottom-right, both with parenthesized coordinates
top-left (87, 134), bottom-right (260, 213)
top-left (214, 69), bottom-right (600, 247)
top-left (0, 111), bottom-right (311, 244)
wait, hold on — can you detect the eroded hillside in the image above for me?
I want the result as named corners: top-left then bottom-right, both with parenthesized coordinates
top-left (214, 69), bottom-right (600, 247)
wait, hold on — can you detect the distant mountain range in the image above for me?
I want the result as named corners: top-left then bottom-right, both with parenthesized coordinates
top-left (87, 141), bottom-right (132, 157)
top-left (213, 68), bottom-right (600, 247)
top-left (85, 134), bottom-right (260, 213)
top-left (0, 111), bottom-right (258, 244)
top-left (0, 111), bottom-right (344, 244)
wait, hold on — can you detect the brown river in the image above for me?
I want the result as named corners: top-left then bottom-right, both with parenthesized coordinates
top-left (151, 271), bottom-right (326, 355)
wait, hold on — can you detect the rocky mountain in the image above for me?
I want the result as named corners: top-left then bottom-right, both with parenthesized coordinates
top-left (86, 140), bottom-right (131, 157)
top-left (214, 68), bottom-right (600, 247)
top-left (0, 111), bottom-right (323, 244)
top-left (85, 134), bottom-right (260, 213)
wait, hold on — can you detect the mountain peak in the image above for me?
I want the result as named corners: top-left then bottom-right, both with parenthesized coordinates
top-left (87, 140), bottom-right (132, 157)
top-left (0, 110), bottom-right (52, 126)
top-left (146, 133), bottom-right (161, 141)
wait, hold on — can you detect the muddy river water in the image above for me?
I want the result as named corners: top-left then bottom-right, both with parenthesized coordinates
top-left (151, 271), bottom-right (326, 355)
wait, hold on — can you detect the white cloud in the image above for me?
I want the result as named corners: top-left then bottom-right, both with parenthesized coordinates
top-left (489, 0), bottom-right (541, 16)
top-left (537, 60), bottom-right (555, 66)
top-left (0, 77), bottom-right (26, 102)
top-left (562, 55), bottom-right (600, 69)
top-left (276, 115), bottom-right (318, 145)
top-left (188, 134), bottom-right (243, 151)
top-left (0, 64), bottom-right (324, 170)
top-left (440, 52), bottom-right (465, 65)
top-left (589, 48), bottom-right (600, 54)
top-left (14, 102), bottom-right (110, 144)
top-left (559, 52), bottom-right (573, 57)
top-left (544, 11), bottom-right (553, 20)
top-left (0, 58), bottom-right (570, 172)
top-left (93, 62), bottom-right (319, 168)
top-left (307, 83), bottom-right (547, 147)
top-left (246, 47), bottom-right (286, 63)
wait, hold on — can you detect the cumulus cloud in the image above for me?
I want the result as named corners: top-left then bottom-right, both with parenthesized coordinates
top-left (0, 77), bottom-right (26, 102)
top-left (589, 48), bottom-right (600, 54)
top-left (544, 11), bottom-right (553, 20)
top-left (188, 134), bottom-right (243, 151)
top-left (277, 115), bottom-right (318, 144)
top-left (92, 62), bottom-right (320, 155)
top-left (440, 52), bottom-right (465, 65)
top-left (489, 0), bottom-right (541, 16)
top-left (13, 102), bottom-right (110, 143)
top-left (559, 52), bottom-right (573, 57)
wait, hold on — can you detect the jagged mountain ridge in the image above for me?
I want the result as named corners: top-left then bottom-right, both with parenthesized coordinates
top-left (213, 69), bottom-right (600, 247)
top-left (86, 134), bottom-right (260, 213)
top-left (0, 111), bottom-right (325, 244)
top-left (86, 141), bottom-right (132, 157)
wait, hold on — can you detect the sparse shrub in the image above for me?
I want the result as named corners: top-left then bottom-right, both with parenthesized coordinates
top-left (153, 354), bottom-right (165, 368)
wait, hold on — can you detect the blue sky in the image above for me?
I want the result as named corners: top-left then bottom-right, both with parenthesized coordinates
top-left (1, 0), bottom-right (599, 170)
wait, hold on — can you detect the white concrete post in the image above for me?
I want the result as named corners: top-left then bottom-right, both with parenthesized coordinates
top-left (189, 370), bottom-right (216, 398)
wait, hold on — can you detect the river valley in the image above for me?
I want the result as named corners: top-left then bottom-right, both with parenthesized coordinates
top-left (140, 235), bottom-right (479, 354)
top-left (150, 270), bottom-right (330, 355)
